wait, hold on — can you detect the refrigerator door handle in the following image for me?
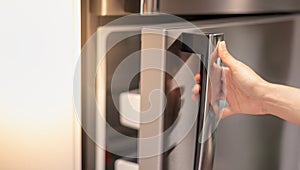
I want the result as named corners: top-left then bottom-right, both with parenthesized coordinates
top-left (194, 33), bottom-right (224, 170)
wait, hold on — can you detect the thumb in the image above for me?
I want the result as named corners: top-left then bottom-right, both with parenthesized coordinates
top-left (217, 41), bottom-right (237, 68)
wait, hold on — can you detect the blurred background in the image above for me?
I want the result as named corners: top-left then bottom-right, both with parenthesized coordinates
top-left (0, 0), bottom-right (80, 169)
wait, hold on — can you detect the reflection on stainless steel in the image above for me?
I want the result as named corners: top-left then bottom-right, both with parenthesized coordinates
top-left (90, 0), bottom-right (127, 16)
top-left (140, 0), bottom-right (160, 14)
top-left (139, 26), bottom-right (206, 170)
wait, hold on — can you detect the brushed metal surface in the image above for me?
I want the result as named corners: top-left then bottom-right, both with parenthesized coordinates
top-left (90, 0), bottom-right (128, 16)
top-left (160, 0), bottom-right (300, 15)
top-left (140, 0), bottom-right (160, 14)
top-left (197, 15), bottom-right (298, 170)
top-left (90, 0), bottom-right (300, 16)
top-left (139, 29), bottom-right (166, 170)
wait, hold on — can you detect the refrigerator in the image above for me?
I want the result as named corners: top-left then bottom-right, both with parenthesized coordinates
top-left (80, 0), bottom-right (300, 169)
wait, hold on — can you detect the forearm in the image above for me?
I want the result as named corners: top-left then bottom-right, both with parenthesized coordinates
top-left (262, 83), bottom-right (300, 125)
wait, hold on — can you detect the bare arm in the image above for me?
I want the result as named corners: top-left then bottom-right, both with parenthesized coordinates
top-left (263, 83), bottom-right (300, 125)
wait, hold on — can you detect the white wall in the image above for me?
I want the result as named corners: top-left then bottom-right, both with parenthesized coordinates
top-left (0, 0), bottom-right (80, 169)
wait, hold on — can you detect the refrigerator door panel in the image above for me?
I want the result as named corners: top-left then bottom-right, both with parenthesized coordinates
top-left (91, 14), bottom-right (300, 170)
top-left (139, 27), bottom-right (225, 170)
top-left (195, 15), bottom-right (300, 170)
top-left (138, 14), bottom-right (300, 170)
top-left (138, 26), bottom-right (219, 170)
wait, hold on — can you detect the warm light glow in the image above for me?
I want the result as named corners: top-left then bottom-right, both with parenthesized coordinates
top-left (0, 0), bottom-right (80, 169)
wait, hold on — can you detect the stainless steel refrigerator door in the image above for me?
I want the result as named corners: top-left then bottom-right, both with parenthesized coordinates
top-left (195, 14), bottom-right (300, 170)
top-left (139, 14), bottom-right (300, 170)
top-left (139, 27), bottom-right (202, 170)
top-left (139, 25), bottom-right (225, 170)
top-left (90, 14), bottom-right (300, 170)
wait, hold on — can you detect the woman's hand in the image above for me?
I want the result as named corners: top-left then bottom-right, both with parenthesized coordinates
top-left (193, 41), bottom-right (269, 118)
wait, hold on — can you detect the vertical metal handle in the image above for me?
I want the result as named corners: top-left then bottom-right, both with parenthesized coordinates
top-left (195, 33), bottom-right (224, 170)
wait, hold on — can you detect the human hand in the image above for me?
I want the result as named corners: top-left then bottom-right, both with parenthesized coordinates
top-left (193, 41), bottom-right (269, 118)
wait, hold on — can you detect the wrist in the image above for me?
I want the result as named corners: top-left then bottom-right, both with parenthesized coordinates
top-left (260, 81), bottom-right (274, 114)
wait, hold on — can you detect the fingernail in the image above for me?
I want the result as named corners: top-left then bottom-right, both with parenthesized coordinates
top-left (219, 41), bottom-right (226, 50)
